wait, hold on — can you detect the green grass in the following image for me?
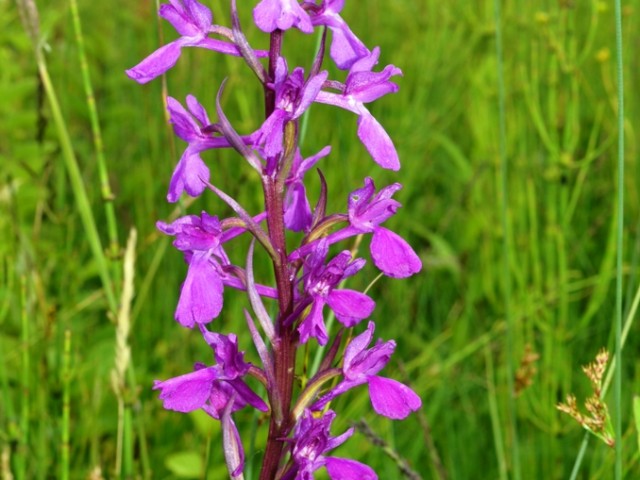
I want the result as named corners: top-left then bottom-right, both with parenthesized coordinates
top-left (2, 0), bottom-right (640, 478)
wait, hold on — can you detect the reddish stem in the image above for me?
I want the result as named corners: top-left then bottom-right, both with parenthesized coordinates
top-left (259, 28), bottom-right (296, 480)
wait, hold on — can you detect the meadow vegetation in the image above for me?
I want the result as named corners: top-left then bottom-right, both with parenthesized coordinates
top-left (2, 0), bottom-right (640, 478)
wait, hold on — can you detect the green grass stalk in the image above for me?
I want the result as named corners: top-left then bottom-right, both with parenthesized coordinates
top-left (493, 1), bottom-right (521, 478)
top-left (0, 261), bottom-right (15, 428)
top-left (68, 0), bottom-right (121, 280)
top-left (17, 276), bottom-right (29, 480)
top-left (61, 330), bottom-right (71, 480)
top-left (484, 344), bottom-right (507, 480)
top-left (613, 0), bottom-right (625, 476)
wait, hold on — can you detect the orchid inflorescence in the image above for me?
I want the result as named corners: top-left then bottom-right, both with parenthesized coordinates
top-left (127, 1), bottom-right (422, 478)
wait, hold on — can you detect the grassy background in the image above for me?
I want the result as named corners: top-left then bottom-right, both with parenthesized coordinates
top-left (2, 0), bottom-right (640, 478)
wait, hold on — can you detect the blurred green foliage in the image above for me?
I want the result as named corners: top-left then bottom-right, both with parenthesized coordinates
top-left (2, 0), bottom-right (640, 478)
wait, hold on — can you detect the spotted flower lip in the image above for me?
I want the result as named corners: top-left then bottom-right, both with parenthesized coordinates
top-left (126, 0), bottom-right (268, 84)
top-left (312, 321), bottom-right (422, 420)
top-left (298, 240), bottom-right (375, 345)
top-left (282, 409), bottom-right (377, 480)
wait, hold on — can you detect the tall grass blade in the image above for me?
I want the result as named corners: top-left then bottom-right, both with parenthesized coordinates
top-left (61, 330), bottom-right (71, 480)
top-left (493, 1), bottom-right (521, 478)
top-left (613, 0), bottom-right (625, 476)
top-left (68, 0), bottom-right (121, 278)
top-left (17, 276), bottom-right (29, 480)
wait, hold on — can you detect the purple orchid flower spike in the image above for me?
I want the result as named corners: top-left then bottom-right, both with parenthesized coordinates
top-left (305, 0), bottom-right (370, 69)
top-left (256, 58), bottom-right (328, 159)
top-left (253, 0), bottom-right (314, 33)
top-left (312, 321), bottom-right (421, 420)
top-left (299, 240), bottom-right (375, 345)
top-left (153, 329), bottom-right (268, 416)
top-left (166, 95), bottom-right (236, 203)
top-left (126, 0), bottom-right (266, 84)
top-left (284, 146), bottom-right (331, 232)
top-left (157, 212), bottom-right (231, 327)
top-left (282, 409), bottom-right (377, 480)
top-left (348, 177), bottom-right (422, 278)
top-left (315, 47), bottom-right (402, 170)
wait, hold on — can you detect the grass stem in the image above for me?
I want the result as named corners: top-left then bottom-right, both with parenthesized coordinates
top-left (493, 1), bottom-right (521, 478)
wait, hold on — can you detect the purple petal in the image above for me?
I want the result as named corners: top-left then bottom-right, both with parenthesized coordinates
top-left (159, 2), bottom-right (200, 37)
top-left (195, 37), bottom-right (245, 56)
top-left (156, 214), bottom-right (199, 236)
top-left (201, 331), bottom-right (248, 378)
top-left (125, 41), bottom-right (183, 84)
top-left (153, 367), bottom-right (216, 412)
top-left (158, 211), bottom-right (223, 252)
top-left (311, 379), bottom-right (362, 412)
top-left (227, 378), bottom-right (269, 412)
top-left (167, 96), bottom-right (201, 142)
top-left (167, 148), bottom-right (210, 202)
top-left (328, 23), bottom-right (370, 70)
top-left (325, 425), bottom-right (355, 451)
top-left (182, 0), bottom-right (213, 32)
top-left (325, 457), bottom-right (377, 480)
top-left (294, 70), bottom-right (329, 118)
top-left (341, 257), bottom-right (366, 278)
top-left (370, 227), bottom-right (421, 278)
top-left (203, 381), bottom-right (241, 419)
top-left (346, 65), bottom-right (402, 103)
top-left (175, 253), bottom-right (223, 327)
top-left (296, 145), bottom-right (331, 179)
top-left (348, 178), bottom-right (376, 223)
top-left (298, 299), bottom-right (329, 345)
top-left (368, 376), bottom-right (422, 420)
top-left (346, 338), bottom-right (395, 379)
top-left (314, 90), bottom-right (358, 115)
top-left (285, 182), bottom-right (312, 232)
top-left (253, 0), bottom-right (313, 33)
top-left (256, 110), bottom-right (287, 158)
top-left (326, 289), bottom-right (375, 327)
top-left (349, 46), bottom-right (380, 74)
top-left (356, 110), bottom-right (399, 170)
top-left (343, 321), bottom-right (374, 367)
top-left (186, 94), bottom-right (210, 126)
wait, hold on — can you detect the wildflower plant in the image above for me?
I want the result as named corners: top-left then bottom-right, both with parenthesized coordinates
top-left (127, 1), bottom-right (422, 478)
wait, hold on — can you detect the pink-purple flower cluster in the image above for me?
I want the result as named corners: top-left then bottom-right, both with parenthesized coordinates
top-left (128, 1), bottom-right (422, 478)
